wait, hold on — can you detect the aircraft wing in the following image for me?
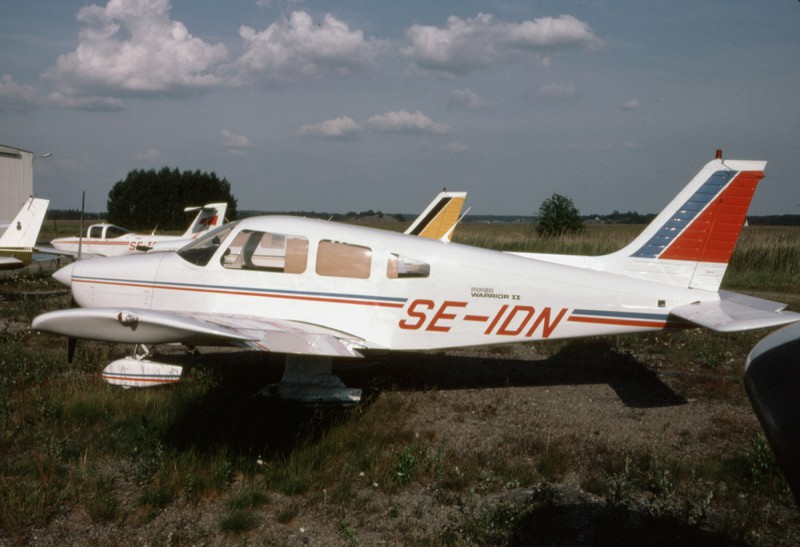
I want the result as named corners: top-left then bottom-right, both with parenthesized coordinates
top-left (669, 291), bottom-right (800, 332)
top-left (0, 256), bottom-right (26, 269)
top-left (33, 245), bottom-right (104, 259)
top-left (32, 308), bottom-right (367, 357)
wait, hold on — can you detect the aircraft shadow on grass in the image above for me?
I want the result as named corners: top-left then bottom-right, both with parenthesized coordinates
top-left (160, 339), bottom-right (685, 455)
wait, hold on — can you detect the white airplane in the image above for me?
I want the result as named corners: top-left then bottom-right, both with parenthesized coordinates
top-left (47, 203), bottom-right (228, 257)
top-left (0, 197), bottom-right (50, 270)
top-left (33, 153), bottom-right (800, 402)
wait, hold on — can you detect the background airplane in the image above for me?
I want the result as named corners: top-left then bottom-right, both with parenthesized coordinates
top-left (33, 153), bottom-right (800, 403)
top-left (45, 202), bottom-right (228, 258)
top-left (0, 197), bottom-right (50, 270)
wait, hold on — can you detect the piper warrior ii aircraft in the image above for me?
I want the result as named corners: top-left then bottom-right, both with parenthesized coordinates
top-left (33, 153), bottom-right (800, 403)
top-left (47, 202), bottom-right (228, 257)
top-left (0, 197), bottom-right (50, 270)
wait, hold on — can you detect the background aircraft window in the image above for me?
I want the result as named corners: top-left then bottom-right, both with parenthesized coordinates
top-left (105, 225), bottom-right (130, 238)
top-left (222, 230), bottom-right (308, 273)
top-left (316, 240), bottom-right (372, 279)
top-left (177, 222), bottom-right (236, 266)
top-left (88, 225), bottom-right (103, 238)
top-left (387, 253), bottom-right (431, 279)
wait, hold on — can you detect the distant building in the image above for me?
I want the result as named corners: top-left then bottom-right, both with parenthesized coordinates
top-left (0, 144), bottom-right (34, 222)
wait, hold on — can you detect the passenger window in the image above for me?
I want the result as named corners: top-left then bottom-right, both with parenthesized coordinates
top-left (387, 253), bottom-right (430, 279)
top-left (316, 240), bottom-right (372, 279)
top-left (221, 230), bottom-right (308, 273)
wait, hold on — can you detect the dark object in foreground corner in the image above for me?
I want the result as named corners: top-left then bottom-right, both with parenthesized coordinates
top-left (745, 322), bottom-right (800, 505)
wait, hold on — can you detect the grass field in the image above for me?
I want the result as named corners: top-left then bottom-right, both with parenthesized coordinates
top-left (2, 222), bottom-right (798, 544)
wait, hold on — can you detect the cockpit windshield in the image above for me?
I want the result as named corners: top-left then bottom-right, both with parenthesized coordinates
top-left (177, 222), bottom-right (237, 266)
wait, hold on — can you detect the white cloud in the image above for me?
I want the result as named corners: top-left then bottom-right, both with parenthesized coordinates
top-left (45, 0), bottom-right (228, 96)
top-left (403, 13), bottom-right (601, 76)
top-left (221, 129), bottom-right (254, 149)
top-left (623, 98), bottom-right (640, 110)
top-left (366, 110), bottom-right (449, 134)
top-left (135, 148), bottom-right (161, 161)
top-left (447, 141), bottom-right (468, 153)
top-left (537, 83), bottom-right (577, 100)
top-left (235, 11), bottom-right (383, 82)
top-left (447, 88), bottom-right (487, 109)
top-left (297, 116), bottom-right (363, 139)
top-left (45, 91), bottom-right (125, 110)
top-left (0, 74), bottom-right (41, 110)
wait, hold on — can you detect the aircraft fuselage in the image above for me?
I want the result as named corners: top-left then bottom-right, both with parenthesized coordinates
top-left (61, 215), bottom-right (708, 351)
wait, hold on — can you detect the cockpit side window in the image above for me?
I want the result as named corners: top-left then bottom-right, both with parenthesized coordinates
top-left (178, 222), bottom-right (237, 266)
top-left (221, 230), bottom-right (308, 273)
top-left (387, 253), bottom-right (430, 278)
top-left (88, 225), bottom-right (103, 238)
top-left (105, 225), bottom-right (129, 238)
top-left (316, 240), bottom-right (372, 279)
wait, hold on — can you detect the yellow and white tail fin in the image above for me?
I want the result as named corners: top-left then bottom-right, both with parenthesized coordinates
top-left (405, 191), bottom-right (467, 242)
top-left (181, 202), bottom-right (228, 239)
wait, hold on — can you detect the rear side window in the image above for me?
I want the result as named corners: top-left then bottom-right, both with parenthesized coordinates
top-left (316, 240), bottom-right (372, 279)
top-left (222, 230), bottom-right (308, 273)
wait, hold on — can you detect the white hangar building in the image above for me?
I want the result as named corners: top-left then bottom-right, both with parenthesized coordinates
top-left (0, 144), bottom-right (34, 222)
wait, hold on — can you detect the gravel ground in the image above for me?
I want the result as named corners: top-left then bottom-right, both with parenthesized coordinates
top-left (9, 335), bottom-right (799, 546)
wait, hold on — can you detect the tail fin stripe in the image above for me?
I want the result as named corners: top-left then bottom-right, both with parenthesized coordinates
top-left (660, 170), bottom-right (760, 263)
top-left (631, 170), bottom-right (736, 259)
top-left (408, 198), bottom-right (453, 236)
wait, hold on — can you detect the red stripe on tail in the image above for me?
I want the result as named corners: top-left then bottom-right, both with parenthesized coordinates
top-left (660, 170), bottom-right (763, 263)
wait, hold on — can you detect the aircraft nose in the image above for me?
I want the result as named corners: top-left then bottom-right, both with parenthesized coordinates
top-left (53, 262), bottom-right (74, 287)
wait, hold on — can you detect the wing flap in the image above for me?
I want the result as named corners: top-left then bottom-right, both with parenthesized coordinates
top-left (670, 291), bottom-right (800, 332)
top-left (32, 308), bottom-right (366, 357)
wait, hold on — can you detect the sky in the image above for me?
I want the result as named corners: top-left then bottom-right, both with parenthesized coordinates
top-left (1, 0), bottom-right (799, 216)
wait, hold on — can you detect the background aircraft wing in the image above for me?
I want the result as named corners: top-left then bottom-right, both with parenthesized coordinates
top-left (669, 291), bottom-right (800, 332)
top-left (33, 245), bottom-right (104, 259)
top-left (0, 256), bottom-right (26, 269)
top-left (32, 308), bottom-right (367, 357)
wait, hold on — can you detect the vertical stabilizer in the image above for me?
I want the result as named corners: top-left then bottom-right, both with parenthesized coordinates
top-left (0, 197), bottom-right (50, 249)
top-left (405, 191), bottom-right (467, 242)
top-left (609, 155), bottom-right (765, 290)
top-left (181, 203), bottom-right (228, 238)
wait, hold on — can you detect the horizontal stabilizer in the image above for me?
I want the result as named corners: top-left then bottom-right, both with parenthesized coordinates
top-left (669, 291), bottom-right (800, 332)
top-left (0, 256), bottom-right (25, 270)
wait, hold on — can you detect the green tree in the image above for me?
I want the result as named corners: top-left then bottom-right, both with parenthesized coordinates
top-left (536, 193), bottom-right (584, 237)
top-left (107, 168), bottom-right (237, 230)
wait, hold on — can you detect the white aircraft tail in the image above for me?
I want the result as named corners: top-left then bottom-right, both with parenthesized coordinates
top-left (606, 152), bottom-right (765, 291)
top-left (516, 152), bottom-right (765, 292)
top-left (405, 191), bottom-right (467, 242)
top-left (0, 197), bottom-right (50, 249)
top-left (181, 203), bottom-right (228, 239)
